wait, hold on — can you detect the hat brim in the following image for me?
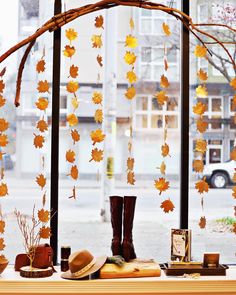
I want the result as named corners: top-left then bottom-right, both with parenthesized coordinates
top-left (61, 255), bottom-right (107, 280)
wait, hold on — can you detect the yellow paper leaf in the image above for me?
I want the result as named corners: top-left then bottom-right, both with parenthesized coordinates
top-left (127, 157), bottom-right (134, 170)
top-left (0, 118), bottom-right (9, 132)
top-left (196, 118), bottom-right (208, 133)
top-left (66, 149), bottom-right (76, 163)
top-left (154, 177), bottom-right (169, 195)
top-left (94, 109), bottom-right (103, 123)
top-left (126, 71), bottom-right (137, 84)
top-left (197, 68), bottom-right (208, 81)
top-left (66, 81), bottom-right (79, 93)
top-left (0, 183), bottom-right (8, 197)
top-left (90, 129), bottom-right (105, 145)
top-left (193, 159), bottom-right (204, 173)
top-left (95, 15), bottom-right (104, 29)
top-left (195, 139), bottom-right (207, 153)
top-left (199, 216), bottom-right (206, 229)
top-left (0, 95), bottom-right (6, 108)
top-left (125, 35), bottom-right (138, 49)
top-left (193, 101), bottom-right (207, 116)
top-left (65, 28), bottom-right (78, 42)
top-left (127, 171), bottom-right (135, 185)
top-left (196, 85), bottom-right (208, 98)
top-left (130, 18), bottom-right (135, 30)
top-left (161, 143), bottom-right (170, 157)
top-left (71, 129), bottom-right (80, 144)
top-left (71, 97), bottom-right (79, 110)
top-left (89, 148), bottom-right (104, 162)
top-left (195, 178), bottom-right (209, 194)
top-left (0, 220), bottom-right (5, 234)
top-left (92, 91), bottom-right (103, 105)
top-left (125, 86), bottom-right (136, 100)
top-left (37, 80), bottom-right (49, 93)
top-left (36, 119), bottom-right (48, 132)
top-left (35, 97), bottom-right (49, 111)
top-left (160, 199), bottom-right (175, 213)
top-left (33, 134), bottom-right (45, 149)
top-left (154, 91), bottom-right (168, 105)
top-left (36, 59), bottom-right (46, 73)
top-left (69, 65), bottom-right (79, 78)
top-left (194, 45), bottom-right (207, 58)
top-left (124, 51), bottom-right (137, 65)
top-left (0, 134), bottom-right (8, 147)
top-left (162, 22), bottom-right (171, 36)
top-left (67, 113), bottom-right (78, 127)
top-left (38, 209), bottom-right (50, 223)
top-left (91, 34), bottom-right (103, 48)
top-left (36, 174), bottom-right (46, 189)
top-left (230, 78), bottom-right (236, 90)
top-left (39, 226), bottom-right (51, 239)
top-left (63, 45), bottom-right (76, 58)
top-left (160, 74), bottom-right (169, 88)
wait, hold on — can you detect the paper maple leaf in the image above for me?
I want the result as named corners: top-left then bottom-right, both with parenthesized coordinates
top-left (91, 34), bottom-right (103, 48)
top-left (154, 177), bottom-right (169, 195)
top-left (67, 113), bottom-right (78, 127)
top-left (0, 220), bottom-right (5, 234)
top-left (233, 222), bottom-right (236, 234)
top-left (164, 58), bottom-right (168, 71)
top-left (194, 45), bottom-right (207, 58)
top-left (69, 165), bottom-right (79, 180)
top-left (196, 85), bottom-right (208, 98)
top-left (0, 95), bottom-right (6, 108)
top-left (69, 65), bottom-right (79, 78)
top-left (196, 119), bottom-right (208, 133)
top-left (162, 22), bottom-right (171, 36)
top-left (0, 183), bottom-right (8, 197)
top-left (195, 139), bottom-right (207, 153)
top-left (193, 101), bottom-right (207, 116)
top-left (71, 129), bottom-right (80, 144)
top-left (96, 55), bottom-right (103, 67)
top-left (125, 34), bottom-right (138, 49)
top-left (90, 129), bottom-right (105, 145)
top-left (130, 17), bottom-right (135, 30)
top-left (125, 86), bottom-right (136, 100)
top-left (33, 134), bottom-right (45, 149)
top-left (154, 91), bottom-right (168, 105)
top-left (230, 147), bottom-right (236, 160)
top-left (0, 134), bottom-right (8, 147)
top-left (66, 81), bottom-right (79, 93)
top-left (230, 78), bottom-right (236, 90)
top-left (89, 148), bottom-right (104, 162)
top-left (127, 157), bottom-right (134, 171)
top-left (71, 98), bottom-right (79, 110)
top-left (0, 68), bottom-right (6, 77)
top-left (66, 150), bottom-right (76, 163)
top-left (157, 161), bottom-right (166, 175)
top-left (37, 80), bottom-right (50, 93)
top-left (160, 75), bottom-right (169, 88)
top-left (36, 119), bottom-right (48, 132)
top-left (65, 28), bottom-right (78, 42)
top-left (63, 45), bottom-right (76, 58)
top-left (231, 95), bottom-right (236, 111)
top-left (0, 238), bottom-right (5, 250)
top-left (127, 171), bottom-right (135, 185)
top-left (199, 216), bottom-right (206, 229)
top-left (95, 15), bottom-right (104, 29)
top-left (126, 71), bottom-right (137, 84)
top-left (197, 68), bottom-right (208, 81)
top-left (161, 143), bottom-right (170, 157)
top-left (38, 209), bottom-right (50, 223)
top-left (195, 178), bottom-right (209, 194)
top-left (0, 118), bottom-right (9, 132)
top-left (39, 226), bottom-right (51, 239)
top-left (124, 51), bottom-right (137, 65)
top-left (94, 109), bottom-right (103, 123)
top-left (35, 97), bottom-right (49, 111)
top-left (0, 80), bottom-right (5, 93)
top-left (160, 199), bottom-right (175, 213)
top-left (193, 159), bottom-right (204, 173)
top-left (36, 59), bottom-right (46, 73)
top-left (92, 91), bottom-right (103, 105)
top-left (36, 174), bottom-right (46, 189)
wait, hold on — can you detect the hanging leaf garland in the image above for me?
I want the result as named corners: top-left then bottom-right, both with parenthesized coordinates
top-left (64, 28), bottom-right (80, 200)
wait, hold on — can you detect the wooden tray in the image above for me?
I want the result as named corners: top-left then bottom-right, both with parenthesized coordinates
top-left (160, 263), bottom-right (228, 276)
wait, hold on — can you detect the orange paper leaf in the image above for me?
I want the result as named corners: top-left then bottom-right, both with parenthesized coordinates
top-left (154, 177), bottom-right (169, 195)
top-left (89, 148), bottom-right (104, 162)
top-left (0, 96), bottom-right (6, 108)
top-left (195, 178), bottom-right (209, 194)
top-left (65, 28), bottom-right (78, 42)
top-left (90, 129), bottom-right (105, 145)
top-left (35, 97), bottom-right (49, 111)
top-left (125, 86), bottom-right (136, 100)
top-left (36, 174), bottom-right (46, 189)
top-left (0, 220), bottom-right (5, 234)
top-left (193, 159), bottom-right (204, 173)
top-left (95, 15), bottom-right (104, 29)
top-left (157, 161), bottom-right (166, 175)
top-left (195, 139), bottom-right (207, 153)
top-left (0, 238), bottom-right (5, 250)
top-left (66, 81), bottom-right (79, 93)
top-left (162, 22), bottom-right (171, 36)
top-left (230, 78), bottom-right (236, 90)
top-left (232, 186), bottom-right (236, 199)
top-left (126, 71), bottom-right (137, 84)
top-left (36, 119), bottom-right (48, 132)
top-left (194, 45), bottom-right (207, 58)
top-left (38, 209), bottom-right (50, 223)
top-left (69, 165), bottom-right (79, 180)
top-left (36, 59), bottom-right (46, 73)
top-left (127, 171), bottom-right (136, 185)
top-left (37, 80), bottom-right (50, 93)
top-left (127, 157), bottom-right (134, 170)
top-left (96, 55), bottom-right (103, 67)
top-left (0, 118), bottom-right (9, 132)
top-left (0, 183), bottom-right (8, 197)
top-left (160, 75), bottom-right (169, 88)
top-left (92, 91), bottom-right (103, 105)
top-left (71, 129), bottom-right (80, 144)
top-left (197, 68), bottom-right (208, 81)
top-left (39, 226), bottom-right (51, 239)
top-left (161, 143), bottom-right (170, 157)
top-left (67, 113), bottom-right (78, 127)
top-left (230, 147), bottom-right (236, 161)
top-left (69, 65), bottom-right (79, 78)
top-left (94, 109), bottom-right (103, 123)
top-left (154, 91), bottom-right (168, 105)
top-left (196, 119), bottom-right (208, 133)
top-left (160, 199), bottom-right (175, 213)
top-left (0, 80), bottom-right (5, 93)
top-left (193, 101), bottom-right (207, 116)
top-left (33, 134), bottom-right (45, 149)
top-left (66, 150), bottom-right (76, 163)
top-left (63, 45), bottom-right (76, 58)
top-left (199, 216), bottom-right (206, 229)
top-left (0, 134), bottom-right (8, 147)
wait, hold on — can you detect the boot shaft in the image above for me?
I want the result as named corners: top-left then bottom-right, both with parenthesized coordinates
top-left (123, 196), bottom-right (137, 238)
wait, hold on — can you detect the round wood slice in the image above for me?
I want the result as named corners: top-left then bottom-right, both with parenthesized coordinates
top-left (20, 266), bottom-right (53, 278)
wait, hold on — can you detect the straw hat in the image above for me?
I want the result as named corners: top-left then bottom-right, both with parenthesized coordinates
top-left (61, 249), bottom-right (107, 280)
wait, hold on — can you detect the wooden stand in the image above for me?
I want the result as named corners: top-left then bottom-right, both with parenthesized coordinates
top-left (20, 266), bottom-right (53, 278)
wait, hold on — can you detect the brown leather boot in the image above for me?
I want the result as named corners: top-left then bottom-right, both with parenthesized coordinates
top-left (122, 196), bottom-right (137, 261)
top-left (109, 196), bottom-right (123, 256)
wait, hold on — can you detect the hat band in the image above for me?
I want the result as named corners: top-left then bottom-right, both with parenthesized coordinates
top-left (72, 258), bottom-right (96, 277)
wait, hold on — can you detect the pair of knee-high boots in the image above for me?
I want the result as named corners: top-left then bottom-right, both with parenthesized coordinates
top-left (109, 195), bottom-right (136, 262)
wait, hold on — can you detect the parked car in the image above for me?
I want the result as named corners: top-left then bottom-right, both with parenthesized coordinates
top-left (202, 160), bottom-right (235, 188)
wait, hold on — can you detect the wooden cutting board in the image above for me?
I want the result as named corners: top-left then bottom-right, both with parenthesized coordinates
top-left (99, 259), bottom-right (161, 279)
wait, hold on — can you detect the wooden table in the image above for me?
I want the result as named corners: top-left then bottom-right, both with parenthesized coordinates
top-left (0, 266), bottom-right (236, 295)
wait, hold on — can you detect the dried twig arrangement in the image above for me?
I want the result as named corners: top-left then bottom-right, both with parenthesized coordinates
top-left (0, 0), bottom-right (235, 107)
